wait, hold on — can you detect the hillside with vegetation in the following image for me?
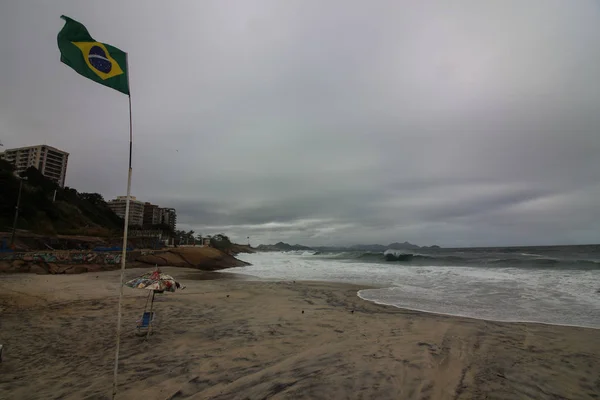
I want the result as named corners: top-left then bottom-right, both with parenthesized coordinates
top-left (0, 159), bottom-right (123, 236)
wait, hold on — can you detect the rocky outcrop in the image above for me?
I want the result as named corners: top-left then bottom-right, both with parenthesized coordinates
top-left (136, 254), bottom-right (169, 266)
top-left (226, 244), bottom-right (255, 255)
top-left (165, 247), bottom-right (250, 271)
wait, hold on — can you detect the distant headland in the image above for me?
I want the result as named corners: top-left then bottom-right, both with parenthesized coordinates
top-left (255, 241), bottom-right (441, 252)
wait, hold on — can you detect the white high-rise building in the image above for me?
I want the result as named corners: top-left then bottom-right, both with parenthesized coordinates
top-left (0, 145), bottom-right (69, 187)
top-left (107, 196), bottom-right (145, 227)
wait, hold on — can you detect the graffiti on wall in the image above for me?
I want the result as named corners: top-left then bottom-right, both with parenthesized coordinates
top-left (71, 252), bottom-right (98, 263)
top-left (104, 254), bottom-right (122, 264)
top-left (0, 251), bottom-right (130, 264)
top-left (22, 253), bottom-right (57, 263)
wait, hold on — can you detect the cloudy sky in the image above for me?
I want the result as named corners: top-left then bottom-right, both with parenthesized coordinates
top-left (1, 1), bottom-right (599, 247)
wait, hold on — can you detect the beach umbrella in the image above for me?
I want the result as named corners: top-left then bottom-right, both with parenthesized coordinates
top-left (125, 268), bottom-right (184, 292)
top-left (124, 268), bottom-right (184, 337)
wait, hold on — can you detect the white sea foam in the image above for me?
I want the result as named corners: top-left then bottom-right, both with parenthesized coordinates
top-left (228, 252), bottom-right (600, 329)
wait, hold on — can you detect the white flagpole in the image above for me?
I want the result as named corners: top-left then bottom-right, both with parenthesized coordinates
top-left (112, 52), bottom-right (133, 400)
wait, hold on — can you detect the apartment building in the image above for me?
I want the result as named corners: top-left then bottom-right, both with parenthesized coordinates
top-left (109, 197), bottom-right (177, 230)
top-left (143, 202), bottom-right (161, 226)
top-left (107, 196), bottom-right (145, 227)
top-left (0, 144), bottom-right (69, 187)
top-left (159, 208), bottom-right (177, 231)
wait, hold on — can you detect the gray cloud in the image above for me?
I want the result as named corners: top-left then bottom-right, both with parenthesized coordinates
top-left (1, 0), bottom-right (600, 247)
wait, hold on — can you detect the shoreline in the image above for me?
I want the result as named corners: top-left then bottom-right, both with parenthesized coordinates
top-left (357, 289), bottom-right (600, 331)
top-left (1, 269), bottom-right (599, 399)
top-left (223, 270), bottom-right (600, 331)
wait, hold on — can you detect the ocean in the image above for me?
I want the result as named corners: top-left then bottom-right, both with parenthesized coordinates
top-left (227, 245), bottom-right (600, 329)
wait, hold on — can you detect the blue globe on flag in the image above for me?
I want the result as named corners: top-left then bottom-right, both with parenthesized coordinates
top-left (88, 45), bottom-right (112, 73)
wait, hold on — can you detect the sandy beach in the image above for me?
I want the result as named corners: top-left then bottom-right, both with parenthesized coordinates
top-left (0, 268), bottom-right (599, 400)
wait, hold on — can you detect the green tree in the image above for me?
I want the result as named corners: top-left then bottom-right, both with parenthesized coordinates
top-left (22, 166), bottom-right (58, 193)
top-left (0, 159), bottom-right (15, 172)
top-left (79, 193), bottom-right (106, 207)
top-left (210, 233), bottom-right (232, 251)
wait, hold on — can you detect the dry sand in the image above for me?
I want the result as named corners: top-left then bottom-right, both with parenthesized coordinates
top-left (0, 268), bottom-right (599, 400)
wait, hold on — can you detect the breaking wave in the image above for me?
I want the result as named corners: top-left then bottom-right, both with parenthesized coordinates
top-left (312, 249), bottom-right (600, 269)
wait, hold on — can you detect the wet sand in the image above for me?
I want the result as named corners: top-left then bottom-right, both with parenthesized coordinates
top-left (0, 267), bottom-right (599, 399)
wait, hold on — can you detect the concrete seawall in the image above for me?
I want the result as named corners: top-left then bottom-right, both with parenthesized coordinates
top-left (0, 250), bottom-right (150, 265)
top-left (0, 248), bottom-right (249, 274)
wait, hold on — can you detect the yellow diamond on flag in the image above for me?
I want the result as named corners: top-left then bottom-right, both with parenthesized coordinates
top-left (71, 41), bottom-right (124, 80)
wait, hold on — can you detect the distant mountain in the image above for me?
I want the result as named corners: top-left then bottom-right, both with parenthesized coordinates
top-left (345, 242), bottom-right (424, 251)
top-left (255, 242), bottom-right (314, 252)
top-left (388, 241), bottom-right (421, 250)
top-left (349, 244), bottom-right (388, 252)
top-left (257, 241), bottom-right (440, 252)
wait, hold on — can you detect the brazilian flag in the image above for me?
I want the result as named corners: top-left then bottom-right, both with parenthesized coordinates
top-left (57, 15), bottom-right (129, 95)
